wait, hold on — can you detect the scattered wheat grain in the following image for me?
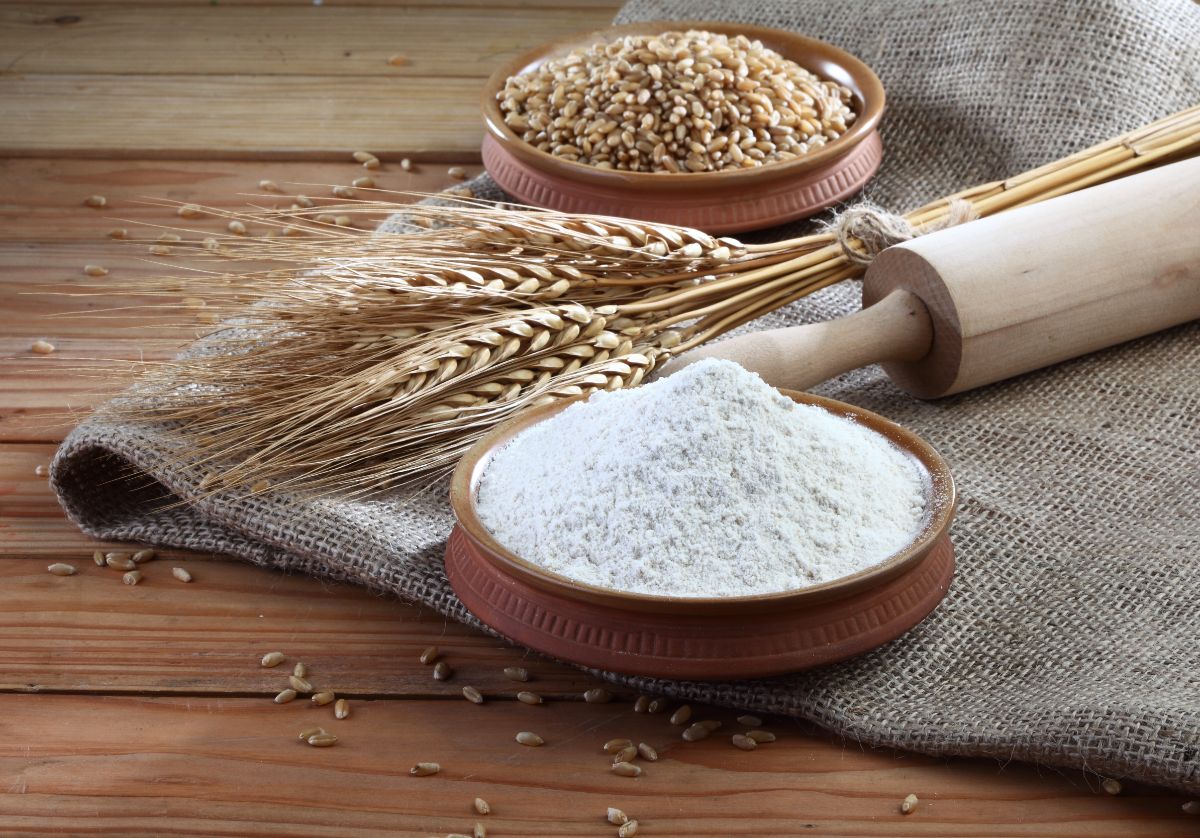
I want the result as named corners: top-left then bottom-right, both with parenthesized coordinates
top-left (400, 158), bottom-right (413, 172)
top-left (47, 563), bottom-right (76, 576)
top-left (258, 179), bottom-right (281, 193)
top-left (84, 194), bottom-right (106, 208)
top-left (636, 742), bottom-right (657, 761)
top-left (745, 730), bottom-right (775, 743)
top-left (647, 698), bottom-right (667, 714)
top-left (583, 687), bottom-right (612, 704)
top-left (515, 731), bottom-right (544, 747)
top-left (901, 793), bottom-right (919, 814)
top-left (607, 807), bottom-right (628, 825)
top-left (462, 685), bottom-right (484, 704)
top-left (447, 166), bottom-right (467, 180)
top-left (633, 696), bottom-right (651, 713)
top-left (612, 744), bottom-right (637, 764)
top-left (108, 228), bottom-right (128, 239)
top-left (294, 194), bottom-right (314, 208)
top-left (332, 186), bottom-right (355, 198)
top-left (433, 661), bottom-right (452, 681)
top-left (171, 566), bottom-right (193, 583)
top-left (148, 245), bottom-right (172, 256)
top-left (352, 176), bottom-right (375, 188)
top-left (517, 691), bottom-right (543, 705)
top-left (132, 549), bottom-right (155, 563)
top-left (307, 732), bottom-right (338, 747)
top-left (92, 550), bottom-right (106, 566)
top-left (178, 204), bottom-right (204, 218)
top-left (84, 264), bottom-right (108, 277)
top-left (289, 675), bottom-right (313, 693)
top-left (611, 761), bottom-right (641, 777)
top-left (274, 689), bottom-right (297, 704)
top-left (298, 726), bottom-right (325, 741)
top-left (227, 220), bottom-right (247, 236)
top-left (261, 651), bottom-right (285, 668)
top-left (312, 691), bottom-right (335, 706)
top-left (30, 339), bottom-right (55, 355)
top-left (474, 822), bottom-right (486, 838)
top-left (681, 723), bottom-right (710, 742)
top-left (473, 797), bottom-right (490, 815)
top-left (419, 646), bottom-right (439, 664)
top-left (334, 215), bottom-right (352, 227)
top-left (601, 739), bottom-right (632, 756)
top-left (122, 570), bottom-right (142, 586)
top-left (618, 820), bottom-right (639, 837)
top-left (731, 734), bottom-right (757, 751)
top-left (293, 662), bottom-right (307, 678)
top-left (334, 698), bottom-right (349, 719)
top-left (410, 761), bottom-right (440, 776)
top-left (502, 666), bottom-right (528, 681)
top-left (1101, 778), bottom-right (1122, 795)
top-left (106, 555), bottom-right (136, 570)
top-left (669, 705), bottom-right (692, 726)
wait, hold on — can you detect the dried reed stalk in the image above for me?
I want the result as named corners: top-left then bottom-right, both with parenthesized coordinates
top-left (96, 105), bottom-right (1200, 499)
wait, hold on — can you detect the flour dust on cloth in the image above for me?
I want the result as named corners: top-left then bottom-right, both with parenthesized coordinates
top-left (52, 0), bottom-right (1200, 793)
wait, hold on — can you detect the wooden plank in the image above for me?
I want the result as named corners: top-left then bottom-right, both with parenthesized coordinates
top-left (0, 158), bottom-right (485, 242)
top-left (1, 74), bottom-right (490, 158)
top-left (0, 694), bottom-right (1195, 837)
top-left (0, 443), bottom-right (604, 696)
top-left (0, 553), bottom-right (604, 696)
top-left (0, 159), bottom-right (484, 441)
top-left (0, 5), bottom-right (615, 76)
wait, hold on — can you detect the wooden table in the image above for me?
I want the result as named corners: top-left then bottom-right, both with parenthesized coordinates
top-left (1, 3), bottom-right (1196, 835)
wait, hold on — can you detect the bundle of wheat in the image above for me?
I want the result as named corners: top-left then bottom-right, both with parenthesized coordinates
top-left (88, 104), bottom-right (1200, 499)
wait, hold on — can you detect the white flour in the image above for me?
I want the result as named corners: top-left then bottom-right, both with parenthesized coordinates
top-left (475, 359), bottom-right (927, 597)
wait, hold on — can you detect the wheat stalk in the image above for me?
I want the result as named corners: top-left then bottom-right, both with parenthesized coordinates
top-left (94, 104), bottom-right (1200, 499)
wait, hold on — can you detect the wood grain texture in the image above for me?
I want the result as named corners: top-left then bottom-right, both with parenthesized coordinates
top-left (0, 74), bottom-right (491, 158)
top-left (0, 158), bottom-right (485, 242)
top-left (0, 694), bottom-right (1195, 838)
top-left (0, 159), bottom-right (482, 440)
top-left (0, 5), bottom-right (615, 76)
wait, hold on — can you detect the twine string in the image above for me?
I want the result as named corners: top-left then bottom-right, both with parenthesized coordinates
top-left (828, 198), bottom-right (979, 265)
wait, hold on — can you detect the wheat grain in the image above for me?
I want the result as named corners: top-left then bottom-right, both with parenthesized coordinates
top-left (611, 761), bottom-right (641, 777)
top-left (84, 264), bottom-right (108, 277)
top-left (31, 340), bottom-right (56, 355)
top-left (122, 570), bottom-right (142, 586)
top-left (419, 646), bottom-right (440, 664)
top-left (618, 820), bottom-right (639, 837)
top-left (410, 761), bottom-right (440, 776)
top-left (474, 797), bottom-right (490, 815)
top-left (171, 566), bottom-right (193, 583)
top-left (261, 651), bottom-right (285, 668)
top-left (515, 731), bottom-right (544, 746)
top-left (47, 563), bottom-right (76, 576)
top-left (334, 698), bottom-right (350, 719)
top-left (901, 793), bottom-right (919, 814)
top-left (84, 194), bottom-right (106, 208)
top-left (607, 807), bottom-right (628, 825)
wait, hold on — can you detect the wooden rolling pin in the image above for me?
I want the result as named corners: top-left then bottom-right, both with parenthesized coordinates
top-left (674, 155), bottom-right (1200, 398)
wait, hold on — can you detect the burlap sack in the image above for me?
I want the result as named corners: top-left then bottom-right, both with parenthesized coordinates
top-left (52, 0), bottom-right (1200, 793)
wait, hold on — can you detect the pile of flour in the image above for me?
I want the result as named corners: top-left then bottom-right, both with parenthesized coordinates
top-left (475, 359), bottom-right (927, 597)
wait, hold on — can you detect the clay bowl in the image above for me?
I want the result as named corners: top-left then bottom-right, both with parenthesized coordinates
top-left (480, 21), bottom-right (886, 234)
top-left (446, 390), bottom-right (956, 680)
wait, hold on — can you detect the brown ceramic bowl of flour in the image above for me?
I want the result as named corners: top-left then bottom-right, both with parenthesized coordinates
top-left (446, 389), bottom-right (955, 680)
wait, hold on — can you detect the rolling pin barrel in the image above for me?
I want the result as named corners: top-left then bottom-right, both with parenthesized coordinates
top-left (866, 155), bottom-right (1200, 398)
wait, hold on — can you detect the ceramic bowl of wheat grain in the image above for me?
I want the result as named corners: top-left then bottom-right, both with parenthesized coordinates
top-left (480, 20), bottom-right (886, 234)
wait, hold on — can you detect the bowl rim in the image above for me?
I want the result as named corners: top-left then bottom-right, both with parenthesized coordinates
top-left (480, 19), bottom-right (886, 192)
top-left (449, 389), bottom-right (957, 614)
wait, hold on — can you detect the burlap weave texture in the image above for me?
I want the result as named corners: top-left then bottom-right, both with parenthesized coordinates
top-left (52, 0), bottom-right (1200, 792)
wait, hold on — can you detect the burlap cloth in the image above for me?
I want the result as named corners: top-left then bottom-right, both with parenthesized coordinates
top-left (52, 0), bottom-right (1200, 793)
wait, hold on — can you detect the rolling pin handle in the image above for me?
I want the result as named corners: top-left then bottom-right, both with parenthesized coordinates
top-left (661, 289), bottom-right (934, 392)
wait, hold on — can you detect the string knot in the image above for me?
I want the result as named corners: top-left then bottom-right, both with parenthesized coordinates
top-left (827, 199), bottom-right (979, 265)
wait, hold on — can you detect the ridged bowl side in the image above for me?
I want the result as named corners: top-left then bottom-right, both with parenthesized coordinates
top-left (482, 130), bottom-right (883, 234)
